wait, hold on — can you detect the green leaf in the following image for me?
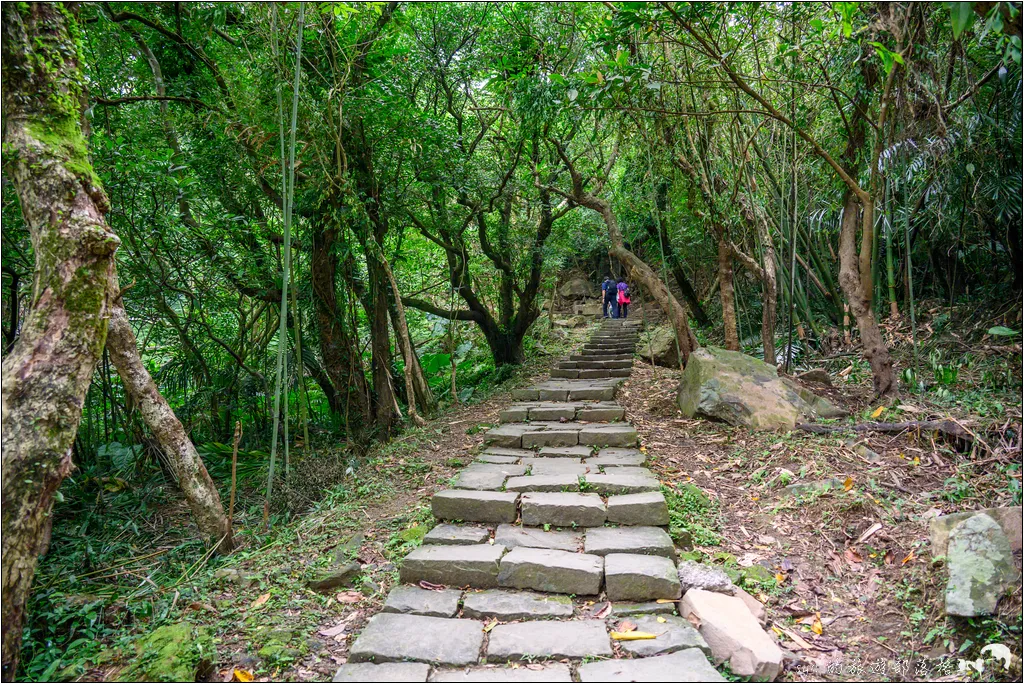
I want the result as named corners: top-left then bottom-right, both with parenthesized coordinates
top-left (949, 2), bottom-right (976, 39)
top-left (987, 326), bottom-right (1021, 337)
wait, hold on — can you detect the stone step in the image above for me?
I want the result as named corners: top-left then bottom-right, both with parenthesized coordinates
top-left (382, 586), bottom-right (462, 618)
top-left (430, 664), bottom-right (572, 682)
top-left (538, 445), bottom-right (592, 457)
top-left (399, 544), bottom-right (505, 588)
top-left (423, 524), bottom-right (490, 546)
top-left (524, 460), bottom-right (589, 476)
top-left (494, 524), bottom-right (581, 551)
top-left (570, 353), bottom-right (631, 361)
top-left (505, 473), bottom-right (580, 492)
top-left (584, 526), bottom-right (675, 558)
top-left (432, 490), bottom-right (519, 523)
top-left (334, 662), bottom-right (431, 682)
top-left (520, 492), bottom-right (606, 527)
top-left (497, 547), bottom-right (604, 595)
top-left (585, 448), bottom-right (646, 467)
top-left (577, 649), bottom-right (725, 682)
top-left (560, 359), bottom-right (633, 370)
top-left (486, 620), bottom-right (612, 662)
top-left (615, 614), bottom-right (710, 658)
top-left (513, 380), bottom-right (619, 402)
top-left (604, 553), bottom-right (681, 601)
top-left (584, 472), bottom-right (660, 495)
top-left (578, 424), bottom-right (638, 447)
top-left (607, 491), bottom-right (671, 526)
top-left (461, 589), bottom-right (574, 621)
top-left (348, 613), bottom-right (483, 666)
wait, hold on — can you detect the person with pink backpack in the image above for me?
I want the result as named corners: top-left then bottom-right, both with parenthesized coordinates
top-left (615, 278), bottom-right (631, 318)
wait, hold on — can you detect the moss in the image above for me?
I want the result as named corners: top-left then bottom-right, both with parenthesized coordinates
top-left (119, 623), bottom-right (215, 682)
top-left (26, 116), bottom-right (101, 189)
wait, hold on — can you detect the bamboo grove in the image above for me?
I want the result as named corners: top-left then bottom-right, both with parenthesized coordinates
top-left (0, 2), bottom-right (1020, 676)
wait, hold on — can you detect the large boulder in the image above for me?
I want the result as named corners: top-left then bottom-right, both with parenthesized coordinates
top-left (120, 623), bottom-right (215, 682)
top-left (639, 326), bottom-right (682, 368)
top-left (558, 276), bottom-right (594, 299)
top-left (677, 347), bottom-right (844, 430)
top-left (944, 513), bottom-right (1019, 616)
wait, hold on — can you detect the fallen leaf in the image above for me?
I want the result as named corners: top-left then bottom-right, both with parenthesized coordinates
top-left (811, 613), bottom-right (823, 635)
top-left (776, 624), bottom-right (814, 650)
top-left (775, 572), bottom-right (787, 584)
top-left (656, 616), bottom-right (667, 623)
top-left (856, 522), bottom-right (883, 544)
top-left (844, 547), bottom-right (863, 565)
top-left (843, 476), bottom-right (854, 491)
top-left (250, 593), bottom-right (270, 609)
top-left (611, 631), bottom-right (658, 641)
top-left (655, 599), bottom-right (675, 604)
top-left (685, 612), bottom-right (701, 629)
top-left (617, 620), bottom-right (637, 633)
top-left (525, 663), bottom-right (545, 671)
top-left (233, 669), bottom-right (254, 682)
top-left (901, 550), bottom-right (915, 565)
top-left (335, 590), bottom-right (362, 604)
top-left (593, 601), bottom-right (612, 618)
top-left (884, 550), bottom-right (895, 565)
top-left (483, 618), bottom-right (498, 633)
top-left (870, 405), bottom-right (885, 419)
top-left (418, 580), bottom-right (446, 590)
top-left (318, 622), bottom-right (348, 638)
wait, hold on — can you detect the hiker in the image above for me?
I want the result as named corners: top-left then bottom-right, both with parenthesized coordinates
top-left (616, 278), bottom-right (631, 319)
top-left (601, 275), bottom-right (618, 318)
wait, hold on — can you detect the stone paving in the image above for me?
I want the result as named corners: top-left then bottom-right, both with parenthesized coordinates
top-left (338, 319), bottom-right (731, 682)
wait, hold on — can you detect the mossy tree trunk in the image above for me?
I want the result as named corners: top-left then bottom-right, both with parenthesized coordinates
top-left (1, 4), bottom-right (121, 677)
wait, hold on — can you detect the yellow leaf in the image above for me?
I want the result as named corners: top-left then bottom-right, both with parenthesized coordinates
top-left (656, 616), bottom-right (667, 623)
top-left (911, 455), bottom-right (920, 466)
top-left (250, 593), bottom-right (270, 609)
top-left (655, 599), bottom-right (674, 604)
top-left (843, 476), bottom-right (854, 491)
top-left (483, 618), bottom-right (498, 633)
top-left (775, 572), bottom-right (786, 584)
top-left (611, 632), bottom-right (658, 641)
top-left (233, 669), bottom-right (254, 683)
top-left (871, 405), bottom-right (885, 419)
top-left (901, 550), bottom-right (915, 565)
top-left (811, 613), bottom-right (823, 635)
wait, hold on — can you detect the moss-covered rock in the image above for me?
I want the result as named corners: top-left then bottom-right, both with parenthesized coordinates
top-left (120, 623), bottom-right (215, 682)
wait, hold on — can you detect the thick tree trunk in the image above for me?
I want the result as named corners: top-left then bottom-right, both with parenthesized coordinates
top-left (839, 192), bottom-right (895, 395)
top-left (365, 254), bottom-right (398, 432)
top-left (388, 299), bottom-right (435, 415)
top-left (717, 235), bottom-right (740, 351)
top-left (484, 327), bottom-right (527, 366)
top-left (377, 247), bottom-right (427, 426)
top-left (106, 290), bottom-right (233, 550)
top-left (1, 4), bottom-right (120, 676)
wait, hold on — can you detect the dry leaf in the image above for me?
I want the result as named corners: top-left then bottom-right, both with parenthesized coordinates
top-left (335, 590), bottom-right (362, 604)
top-left (811, 613), bottom-right (823, 635)
top-left (418, 580), bottom-right (446, 590)
top-left (776, 624), bottom-right (814, 650)
top-left (318, 622), bottom-right (348, 638)
top-left (617, 620), bottom-right (637, 633)
top-left (901, 550), bottom-right (915, 565)
top-left (884, 550), bottom-right (895, 565)
top-left (610, 631), bottom-right (658, 641)
top-left (843, 476), bottom-right (854, 491)
top-left (656, 616), bottom-right (667, 623)
top-left (233, 669), bottom-right (254, 682)
top-left (249, 593), bottom-right (270, 609)
top-left (870, 405), bottom-right (885, 419)
top-left (655, 598), bottom-right (675, 604)
top-left (775, 572), bottom-right (787, 584)
top-left (856, 522), bottom-right (883, 544)
top-left (844, 547), bottom-right (863, 564)
top-left (593, 602), bottom-right (612, 618)
top-left (483, 618), bottom-right (498, 633)
top-left (685, 612), bottom-right (701, 629)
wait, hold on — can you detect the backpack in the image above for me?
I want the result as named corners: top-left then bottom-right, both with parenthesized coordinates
top-left (616, 282), bottom-right (630, 304)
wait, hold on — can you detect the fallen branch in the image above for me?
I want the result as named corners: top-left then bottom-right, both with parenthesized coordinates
top-left (796, 419), bottom-right (976, 443)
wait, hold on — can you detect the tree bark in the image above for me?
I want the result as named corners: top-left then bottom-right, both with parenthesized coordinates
top-left (717, 235), bottom-right (740, 351)
top-left (1, 4), bottom-right (120, 677)
top-left (106, 288), bottom-right (233, 551)
top-left (377, 245), bottom-right (427, 426)
top-left (388, 297), bottom-right (435, 415)
top-left (839, 192), bottom-right (895, 395)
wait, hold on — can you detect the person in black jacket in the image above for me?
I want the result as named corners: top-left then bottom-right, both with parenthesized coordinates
top-left (601, 275), bottom-right (618, 318)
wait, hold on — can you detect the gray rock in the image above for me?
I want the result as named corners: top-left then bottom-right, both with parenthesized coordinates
top-left (494, 524), bottom-right (580, 552)
top-left (423, 524), bottom-right (491, 546)
top-left (486, 620), bottom-right (612, 661)
top-left (538, 446), bottom-right (592, 458)
top-left (382, 586), bottom-right (462, 617)
top-left (617, 614), bottom-right (711, 657)
top-left (930, 506), bottom-right (1023, 557)
top-left (733, 586), bottom-right (767, 626)
top-left (520, 492), bottom-right (606, 527)
top-left (525, 460), bottom-right (589, 477)
top-left (605, 553), bottom-right (681, 601)
top-left (587, 449), bottom-right (646, 467)
top-left (610, 601), bottom-right (677, 617)
top-left (348, 613), bottom-right (483, 666)
top-left (485, 424), bottom-right (530, 448)
top-left (583, 472), bottom-right (660, 495)
top-left (606, 492), bottom-right (670, 526)
top-left (429, 665), bottom-right (572, 682)
top-left (584, 526), bottom-right (675, 558)
top-left (400, 544), bottom-right (505, 588)
top-left (677, 346), bottom-right (844, 430)
top-left (452, 468), bottom-right (508, 491)
top-left (578, 425), bottom-right (638, 447)
top-left (505, 474), bottom-right (580, 492)
top-left (307, 561), bottom-right (361, 592)
top-left (529, 405), bottom-right (578, 421)
top-left (522, 430), bottom-right (579, 448)
top-left (679, 589), bottom-right (782, 680)
top-left (945, 513), bottom-right (1019, 616)
top-left (462, 589), bottom-right (573, 621)
top-left (497, 547), bottom-right (603, 595)
top-left (464, 463), bottom-right (528, 477)
top-left (334, 662), bottom-right (431, 682)
top-left (578, 649), bottom-right (725, 682)
top-left (477, 454), bottom-right (520, 464)
top-left (482, 447), bottom-right (533, 458)
top-left (432, 490), bottom-right (519, 524)
top-left (577, 406), bottom-right (625, 422)
top-left (796, 369), bottom-right (831, 385)
top-left (639, 326), bottom-right (685, 369)
top-left (782, 478), bottom-right (845, 497)
top-left (499, 407), bottom-right (530, 422)
top-left (677, 561), bottom-right (735, 594)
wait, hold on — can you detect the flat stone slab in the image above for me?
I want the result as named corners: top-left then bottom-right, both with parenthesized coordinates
top-left (334, 662), bottom-right (431, 682)
top-left (486, 620), bottom-right (612, 661)
top-left (578, 425), bottom-right (638, 447)
top-left (528, 405), bottom-right (578, 421)
top-left (583, 472), bottom-right (660, 495)
top-left (429, 665), bottom-right (572, 682)
top-left (382, 586), bottom-right (462, 617)
top-left (679, 589), bottom-right (782, 680)
top-left (498, 547), bottom-right (603, 595)
top-left (609, 466), bottom-right (656, 478)
top-left (577, 649), bottom-right (725, 682)
top-left (483, 447), bottom-right (533, 458)
top-left (607, 492), bottom-right (670, 526)
top-left (539, 445), bottom-right (592, 458)
top-left (525, 460), bottom-right (589, 476)
top-left (610, 601), bottom-right (677, 617)
top-left (578, 406), bottom-right (625, 421)
top-left (424, 524), bottom-right (491, 546)
top-left (452, 468), bottom-right (508, 491)
top-left (433, 490), bottom-right (519, 524)
top-left (677, 560), bottom-right (734, 594)
top-left (584, 526), bottom-right (675, 558)
top-left (349, 613), bottom-right (483, 666)
top-left (464, 463), bottom-right (528, 477)
top-left (605, 553), bottom-right (681, 601)
top-left (401, 544), bottom-right (506, 588)
top-left (521, 492), bottom-right (606, 527)
top-left (477, 454), bottom-right (520, 464)
top-left (616, 614), bottom-right (710, 657)
top-left (586, 451), bottom-right (646, 467)
top-left (462, 589), bottom-right (574, 621)
top-left (494, 524), bottom-right (581, 552)
top-left (484, 425), bottom-right (530, 448)
top-left (505, 474), bottom-right (580, 492)
top-left (522, 430), bottom-right (578, 448)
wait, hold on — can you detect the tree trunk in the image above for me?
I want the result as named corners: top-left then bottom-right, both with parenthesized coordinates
top-left (106, 290), bottom-right (233, 550)
top-left (717, 235), bottom-right (740, 351)
top-left (377, 246), bottom-right (427, 426)
top-left (388, 298), bottom-right (435, 415)
top-left (1, 4), bottom-right (120, 676)
top-left (484, 327), bottom-right (527, 367)
top-left (645, 222), bottom-right (711, 326)
top-left (365, 254), bottom-right (398, 432)
top-left (839, 192), bottom-right (896, 395)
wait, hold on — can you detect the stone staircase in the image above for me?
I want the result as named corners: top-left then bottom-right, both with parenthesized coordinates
top-left (335, 320), bottom-right (725, 682)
